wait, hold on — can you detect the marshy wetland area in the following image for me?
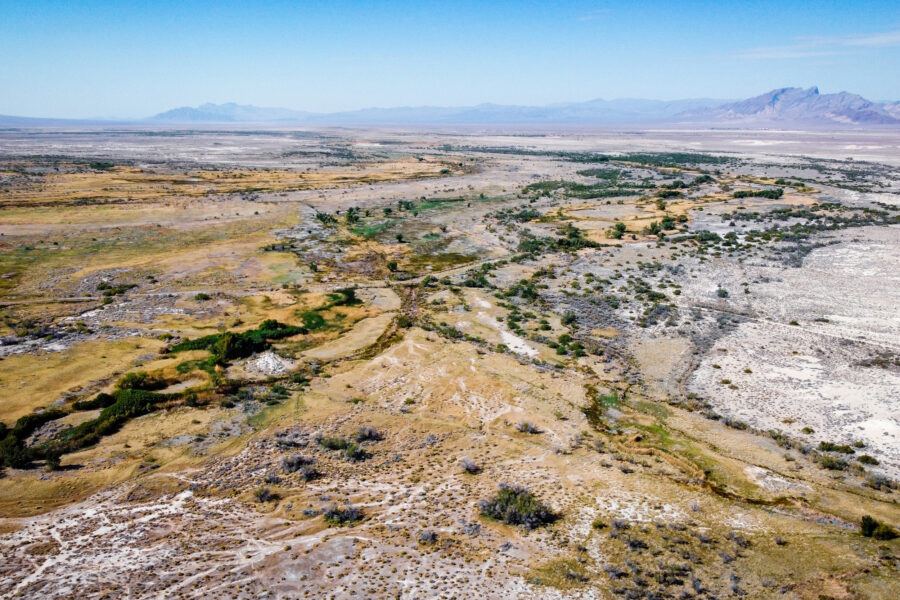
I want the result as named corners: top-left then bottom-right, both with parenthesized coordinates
top-left (0, 127), bottom-right (898, 599)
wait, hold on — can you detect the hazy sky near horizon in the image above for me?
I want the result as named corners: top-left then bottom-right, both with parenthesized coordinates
top-left (1, 0), bottom-right (898, 118)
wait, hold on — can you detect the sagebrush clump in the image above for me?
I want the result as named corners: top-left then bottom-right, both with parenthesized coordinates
top-left (478, 483), bottom-right (557, 529)
top-left (323, 504), bottom-right (364, 526)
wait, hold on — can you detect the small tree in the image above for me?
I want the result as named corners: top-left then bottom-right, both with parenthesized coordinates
top-left (861, 515), bottom-right (898, 540)
top-left (607, 222), bottom-right (627, 239)
top-left (45, 450), bottom-right (62, 471)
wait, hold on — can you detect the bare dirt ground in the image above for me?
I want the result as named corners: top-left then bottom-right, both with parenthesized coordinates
top-left (0, 127), bottom-right (898, 599)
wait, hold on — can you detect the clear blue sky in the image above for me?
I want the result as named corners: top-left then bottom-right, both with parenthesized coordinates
top-left (1, 0), bottom-right (898, 118)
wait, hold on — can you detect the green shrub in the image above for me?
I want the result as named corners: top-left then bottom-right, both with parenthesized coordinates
top-left (11, 409), bottom-right (67, 441)
top-left (818, 454), bottom-right (848, 470)
top-left (606, 222), bottom-right (627, 239)
top-left (117, 371), bottom-right (167, 391)
top-left (861, 515), bottom-right (898, 540)
top-left (695, 230), bottom-right (721, 242)
top-left (323, 504), bottom-right (364, 526)
top-left (478, 484), bottom-right (557, 529)
top-left (72, 392), bottom-right (117, 410)
top-left (328, 287), bottom-right (361, 306)
top-left (319, 436), bottom-right (350, 450)
top-left (818, 441), bottom-right (855, 454)
top-left (319, 436), bottom-right (369, 461)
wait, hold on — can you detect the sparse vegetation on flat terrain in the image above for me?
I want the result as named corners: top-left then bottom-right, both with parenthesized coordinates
top-left (0, 127), bottom-right (898, 599)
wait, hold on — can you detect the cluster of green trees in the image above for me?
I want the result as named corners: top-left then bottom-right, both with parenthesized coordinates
top-left (169, 319), bottom-right (305, 365)
top-left (600, 152), bottom-right (732, 167)
top-left (656, 189), bottom-right (683, 199)
top-left (645, 215), bottom-right (677, 236)
top-left (491, 206), bottom-right (541, 223)
top-left (344, 206), bottom-right (362, 224)
top-left (0, 409), bottom-right (67, 468)
top-left (2, 316), bottom-right (318, 470)
top-left (733, 188), bottom-right (783, 199)
top-left (518, 223), bottom-right (600, 255)
top-left (575, 168), bottom-right (621, 181)
top-left (97, 282), bottom-right (136, 297)
top-left (0, 388), bottom-right (177, 469)
top-left (522, 180), bottom-right (635, 200)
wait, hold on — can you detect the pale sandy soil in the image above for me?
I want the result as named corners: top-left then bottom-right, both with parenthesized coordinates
top-left (686, 226), bottom-right (900, 476)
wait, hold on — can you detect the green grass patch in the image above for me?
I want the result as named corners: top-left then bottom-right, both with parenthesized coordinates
top-left (415, 197), bottom-right (467, 211)
top-left (406, 251), bottom-right (476, 272)
top-left (299, 311), bottom-right (327, 330)
top-left (350, 219), bottom-right (397, 238)
top-left (635, 400), bottom-right (670, 420)
top-left (529, 558), bottom-right (590, 589)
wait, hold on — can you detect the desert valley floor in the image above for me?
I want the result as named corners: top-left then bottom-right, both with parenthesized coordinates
top-left (0, 127), bottom-right (898, 599)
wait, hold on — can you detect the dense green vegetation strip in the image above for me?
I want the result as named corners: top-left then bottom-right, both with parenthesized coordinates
top-left (0, 317), bottom-right (318, 469)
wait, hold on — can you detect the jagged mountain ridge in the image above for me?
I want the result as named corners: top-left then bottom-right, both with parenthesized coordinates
top-left (677, 87), bottom-right (900, 125)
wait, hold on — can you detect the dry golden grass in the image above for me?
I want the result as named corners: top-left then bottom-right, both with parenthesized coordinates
top-left (0, 402), bottom-right (241, 517)
top-left (0, 337), bottom-right (163, 422)
top-left (0, 159), bottom-right (458, 207)
top-left (0, 460), bottom-right (140, 517)
top-left (1, 207), bottom-right (299, 306)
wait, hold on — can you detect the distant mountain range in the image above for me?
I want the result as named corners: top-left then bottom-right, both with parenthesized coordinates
top-left (2, 87), bottom-right (898, 128)
top-left (147, 87), bottom-right (900, 126)
top-left (151, 97), bottom-right (723, 125)
top-left (153, 102), bottom-right (312, 123)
